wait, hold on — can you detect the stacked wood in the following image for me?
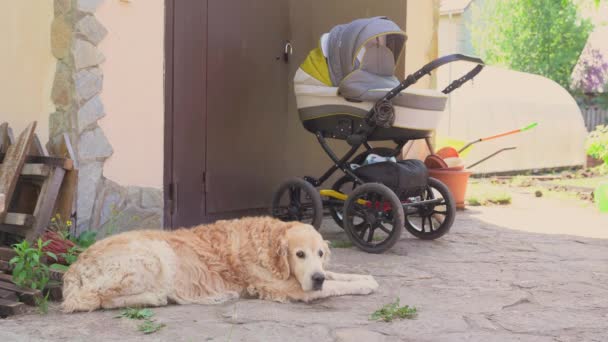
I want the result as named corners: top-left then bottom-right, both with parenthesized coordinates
top-left (0, 121), bottom-right (76, 316)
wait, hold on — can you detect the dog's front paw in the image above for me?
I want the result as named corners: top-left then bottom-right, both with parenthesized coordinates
top-left (361, 276), bottom-right (379, 294)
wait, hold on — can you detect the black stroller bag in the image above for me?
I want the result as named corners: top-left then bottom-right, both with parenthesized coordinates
top-left (354, 159), bottom-right (428, 197)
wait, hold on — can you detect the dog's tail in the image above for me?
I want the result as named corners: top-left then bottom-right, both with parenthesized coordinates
top-left (61, 265), bottom-right (101, 313)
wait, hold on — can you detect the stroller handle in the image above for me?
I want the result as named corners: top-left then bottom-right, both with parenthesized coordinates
top-left (376, 54), bottom-right (485, 107)
top-left (350, 54), bottom-right (485, 147)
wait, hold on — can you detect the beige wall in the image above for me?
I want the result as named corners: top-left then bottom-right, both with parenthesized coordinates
top-left (96, 0), bottom-right (164, 188)
top-left (405, 0), bottom-right (439, 89)
top-left (0, 1), bottom-right (55, 144)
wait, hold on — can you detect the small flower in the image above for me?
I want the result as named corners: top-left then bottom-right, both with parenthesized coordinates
top-left (66, 220), bottom-right (73, 227)
top-left (51, 217), bottom-right (56, 223)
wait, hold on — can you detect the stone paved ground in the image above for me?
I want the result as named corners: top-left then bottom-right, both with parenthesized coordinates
top-left (1, 197), bottom-right (608, 342)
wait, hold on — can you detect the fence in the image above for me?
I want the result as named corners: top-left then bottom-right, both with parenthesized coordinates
top-left (581, 106), bottom-right (608, 132)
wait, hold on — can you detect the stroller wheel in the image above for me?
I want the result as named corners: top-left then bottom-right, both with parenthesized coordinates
top-left (271, 177), bottom-right (323, 230)
top-left (329, 176), bottom-right (358, 229)
top-left (343, 183), bottom-right (404, 254)
top-left (404, 177), bottom-right (456, 240)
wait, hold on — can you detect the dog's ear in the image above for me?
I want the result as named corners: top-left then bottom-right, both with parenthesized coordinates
top-left (323, 240), bottom-right (332, 266)
top-left (269, 232), bottom-right (290, 280)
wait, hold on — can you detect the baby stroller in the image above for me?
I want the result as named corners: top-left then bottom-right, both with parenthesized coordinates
top-left (271, 17), bottom-right (484, 253)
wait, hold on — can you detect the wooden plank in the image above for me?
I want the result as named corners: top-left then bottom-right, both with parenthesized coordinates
top-left (0, 122), bottom-right (37, 224)
top-left (0, 193), bottom-right (4, 215)
top-left (0, 272), bottom-right (12, 283)
top-left (0, 154), bottom-right (73, 171)
top-left (0, 298), bottom-right (26, 316)
top-left (29, 134), bottom-right (48, 157)
top-left (0, 260), bottom-right (10, 272)
top-left (0, 122), bottom-right (15, 153)
top-left (0, 288), bottom-right (19, 302)
top-left (26, 167), bottom-right (66, 241)
top-left (0, 246), bottom-right (15, 261)
top-left (3, 213), bottom-right (35, 227)
top-left (21, 164), bottom-right (51, 177)
top-left (45, 282), bottom-right (63, 301)
top-left (0, 280), bottom-right (42, 306)
top-left (55, 168), bottom-right (78, 221)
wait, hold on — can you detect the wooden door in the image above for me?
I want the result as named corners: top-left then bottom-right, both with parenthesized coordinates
top-left (165, 0), bottom-right (290, 227)
top-left (205, 0), bottom-right (290, 216)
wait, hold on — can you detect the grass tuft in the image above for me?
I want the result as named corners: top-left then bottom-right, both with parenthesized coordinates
top-left (371, 298), bottom-right (417, 322)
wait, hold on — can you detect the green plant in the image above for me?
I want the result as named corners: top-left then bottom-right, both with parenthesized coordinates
top-left (138, 320), bottom-right (166, 334)
top-left (116, 308), bottom-right (165, 335)
top-left (330, 240), bottom-right (353, 248)
top-left (586, 125), bottom-right (608, 166)
top-left (35, 294), bottom-right (50, 314)
top-left (371, 298), bottom-right (417, 322)
top-left (71, 230), bottom-right (98, 249)
top-left (10, 239), bottom-right (56, 290)
top-left (10, 239), bottom-right (57, 314)
top-left (468, 0), bottom-right (593, 90)
top-left (115, 308), bottom-right (155, 320)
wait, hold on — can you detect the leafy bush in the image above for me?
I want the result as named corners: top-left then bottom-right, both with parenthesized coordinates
top-left (586, 125), bottom-right (608, 166)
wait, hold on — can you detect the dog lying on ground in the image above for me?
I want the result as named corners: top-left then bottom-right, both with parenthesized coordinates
top-left (62, 216), bottom-right (379, 312)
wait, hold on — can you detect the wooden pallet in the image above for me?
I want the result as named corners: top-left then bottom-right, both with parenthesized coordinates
top-left (0, 122), bottom-right (77, 243)
top-left (0, 122), bottom-right (72, 316)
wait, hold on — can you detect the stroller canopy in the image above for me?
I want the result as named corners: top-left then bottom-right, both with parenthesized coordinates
top-left (326, 16), bottom-right (407, 86)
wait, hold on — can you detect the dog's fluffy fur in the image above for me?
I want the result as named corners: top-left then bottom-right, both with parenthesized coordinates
top-left (62, 217), bottom-right (378, 312)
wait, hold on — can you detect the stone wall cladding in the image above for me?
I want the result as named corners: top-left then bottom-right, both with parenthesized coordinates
top-left (49, 0), bottom-right (162, 235)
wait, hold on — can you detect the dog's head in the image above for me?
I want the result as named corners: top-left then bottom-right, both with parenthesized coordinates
top-left (272, 223), bottom-right (331, 292)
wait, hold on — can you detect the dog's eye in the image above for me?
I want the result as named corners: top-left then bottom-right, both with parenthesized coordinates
top-left (296, 251), bottom-right (305, 259)
top-left (318, 250), bottom-right (324, 257)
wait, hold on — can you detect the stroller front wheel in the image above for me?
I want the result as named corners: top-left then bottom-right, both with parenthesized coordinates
top-left (271, 177), bottom-right (323, 230)
top-left (404, 177), bottom-right (456, 240)
top-left (343, 183), bottom-right (404, 254)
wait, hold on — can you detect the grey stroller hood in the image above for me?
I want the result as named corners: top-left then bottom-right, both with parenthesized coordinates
top-left (326, 16), bottom-right (407, 102)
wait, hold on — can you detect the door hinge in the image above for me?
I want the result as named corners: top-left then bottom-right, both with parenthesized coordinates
top-left (168, 182), bottom-right (177, 215)
top-left (202, 171), bottom-right (207, 194)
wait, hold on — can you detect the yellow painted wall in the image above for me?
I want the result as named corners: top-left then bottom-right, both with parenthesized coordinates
top-left (96, 0), bottom-right (165, 188)
top-left (405, 0), bottom-right (439, 89)
top-left (0, 1), bottom-right (55, 144)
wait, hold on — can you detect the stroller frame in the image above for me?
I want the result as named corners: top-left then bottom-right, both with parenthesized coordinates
top-left (272, 54), bottom-right (484, 254)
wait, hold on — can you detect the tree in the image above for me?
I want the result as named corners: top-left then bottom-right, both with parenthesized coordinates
top-left (469, 0), bottom-right (593, 90)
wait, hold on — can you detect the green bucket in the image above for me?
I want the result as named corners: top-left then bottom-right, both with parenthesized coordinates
top-left (595, 181), bottom-right (608, 213)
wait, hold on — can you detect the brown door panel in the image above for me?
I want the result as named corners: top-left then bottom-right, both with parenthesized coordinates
top-left (206, 0), bottom-right (289, 214)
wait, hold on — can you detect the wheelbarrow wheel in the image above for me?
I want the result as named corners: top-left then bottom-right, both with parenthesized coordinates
top-left (343, 183), bottom-right (404, 254)
top-left (404, 177), bottom-right (456, 240)
top-left (271, 177), bottom-right (323, 230)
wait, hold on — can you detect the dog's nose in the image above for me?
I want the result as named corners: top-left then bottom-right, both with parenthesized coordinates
top-left (312, 272), bottom-right (325, 290)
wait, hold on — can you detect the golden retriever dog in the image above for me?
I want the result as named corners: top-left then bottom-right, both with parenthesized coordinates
top-left (62, 217), bottom-right (378, 312)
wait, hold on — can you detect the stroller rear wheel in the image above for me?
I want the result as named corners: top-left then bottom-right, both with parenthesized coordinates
top-left (271, 177), bottom-right (323, 230)
top-left (404, 177), bottom-right (455, 240)
top-left (343, 183), bottom-right (404, 254)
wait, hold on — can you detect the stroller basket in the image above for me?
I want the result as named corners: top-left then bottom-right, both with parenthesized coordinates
top-left (354, 160), bottom-right (428, 198)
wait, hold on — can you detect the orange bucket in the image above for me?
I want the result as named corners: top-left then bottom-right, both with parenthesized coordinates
top-left (428, 168), bottom-right (472, 210)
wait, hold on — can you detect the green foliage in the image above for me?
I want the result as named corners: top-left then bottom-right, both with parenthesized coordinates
top-left (116, 308), bottom-right (165, 335)
top-left (586, 125), bottom-right (608, 165)
top-left (71, 230), bottom-right (98, 249)
top-left (138, 320), bottom-right (166, 334)
top-left (10, 239), bottom-right (56, 291)
top-left (371, 298), bottom-right (417, 322)
top-left (10, 239), bottom-right (57, 315)
top-left (49, 213), bottom-right (73, 239)
top-left (469, 0), bottom-right (593, 90)
top-left (330, 240), bottom-right (353, 248)
top-left (35, 294), bottom-right (50, 314)
top-left (115, 308), bottom-right (155, 320)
